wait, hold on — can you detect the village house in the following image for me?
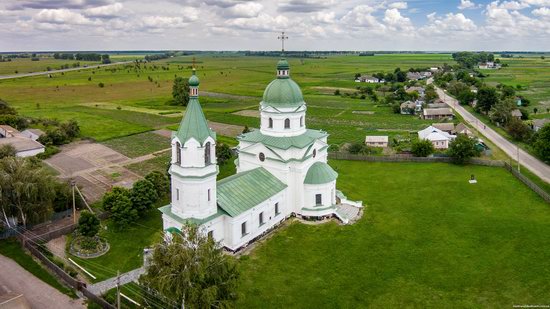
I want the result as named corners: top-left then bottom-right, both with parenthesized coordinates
top-left (455, 123), bottom-right (473, 136)
top-left (478, 62), bottom-right (501, 69)
top-left (365, 136), bottom-right (388, 148)
top-left (21, 128), bottom-right (45, 141)
top-left (0, 125), bottom-right (45, 157)
top-left (432, 123), bottom-right (455, 134)
top-left (427, 102), bottom-right (448, 109)
top-left (511, 109), bottom-right (523, 120)
top-left (400, 101), bottom-right (417, 115)
top-left (405, 86), bottom-right (425, 97)
top-left (423, 108), bottom-right (454, 120)
top-left (355, 76), bottom-right (384, 83)
top-left (418, 126), bottom-right (456, 149)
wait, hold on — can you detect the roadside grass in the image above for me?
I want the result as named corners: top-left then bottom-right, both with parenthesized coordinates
top-left (126, 152), bottom-right (170, 176)
top-left (68, 204), bottom-right (165, 283)
top-left (0, 238), bottom-right (76, 297)
top-left (237, 160), bottom-right (550, 308)
top-left (102, 132), bottom-right (170, 158)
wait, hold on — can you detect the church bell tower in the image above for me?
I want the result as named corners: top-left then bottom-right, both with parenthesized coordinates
top-left (169, 69), bottom-right (218, 219)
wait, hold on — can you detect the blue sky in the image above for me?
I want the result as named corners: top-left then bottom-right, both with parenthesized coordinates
top-left (1, 0), bottom-right (550, 51)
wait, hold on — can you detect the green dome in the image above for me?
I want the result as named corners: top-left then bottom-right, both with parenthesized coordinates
top-left (304, 162), bottom-right (338, 185)
top-left (262, 78), bottom-right (305, 108)
top-left (189, 69), bottom-right (200, 87)
top-left (277, 59), bottom-right (289, 70)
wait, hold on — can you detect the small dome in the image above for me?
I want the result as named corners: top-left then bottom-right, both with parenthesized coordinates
top-left (304, 162), bottom-right (338, 185)
top-left (262, 78), bottom-right (305, 108)
top-left (277, 58), bottom-right (289, 70)
top-left (189, 69), bottom-right (200, 87)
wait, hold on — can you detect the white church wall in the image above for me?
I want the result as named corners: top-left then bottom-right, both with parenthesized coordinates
top-left (176, 136), bottom-right (216, 168)
top-left (304, 181), bottom-right (337, 209)
top-left (170, 175), bottom-right (217, 218)
top-left (224, 190), bottom-right (287, 251)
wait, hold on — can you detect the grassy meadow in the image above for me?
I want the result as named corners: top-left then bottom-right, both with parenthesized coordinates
top-left (237, 160), bottom-right (550, 308)
top-left (0, 57), bottom-right (100, 75)
top-left (0, 54), bottom-right (451, 144)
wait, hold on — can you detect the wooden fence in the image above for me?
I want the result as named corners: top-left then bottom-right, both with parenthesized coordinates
top-left (329, 152), bottom-right (549, 204)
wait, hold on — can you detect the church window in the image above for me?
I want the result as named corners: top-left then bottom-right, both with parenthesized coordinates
top-left (205, 142), bottom-right (211, 165)
top-left (284, 118), bottom-right (290, 129)
top-left (176, 189), bottom-right (179, 201)
top-left (300, 116), bottom-right (304, 127)
top-left (268, 118), bottom-right (273, 128)
top-left (259, 152), bottom-right (265, 162)
top-left (208, 189), bottom-right (211, 201)
top-left (259, 212), bottom-right (264, 226)
top-left (208, 230), bottom-right (214, 239)
top-left (176, 142), bottom-right (181, 164)
top-left (313, 149), bottom-right (317, 158)
top-left (315, 194), bottom-right (322, 205)
top-left (241, 222), bottom-right (247, 237)
top-left (275, 203), bottom-right (280, 216)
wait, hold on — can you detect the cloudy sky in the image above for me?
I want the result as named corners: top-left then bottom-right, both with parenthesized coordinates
top-left (1, 0), bottom-right (550, 52)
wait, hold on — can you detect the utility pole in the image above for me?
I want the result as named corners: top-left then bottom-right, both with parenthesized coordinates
top-left (116, 270), bottom-right (121, 309)
top-left (71, 180), bottom-right (76, 224)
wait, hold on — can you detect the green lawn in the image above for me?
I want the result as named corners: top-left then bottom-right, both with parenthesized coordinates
top-left (0, 238), bottom-right (75, 297)
top-left (126, 152), bottom-right (170, 176)
top-left (102, 131), bottom-right (170, 158)
top-left (237, 160), bottom-right (550, 308)
top-left (68, 205), bottom-right (164, 282)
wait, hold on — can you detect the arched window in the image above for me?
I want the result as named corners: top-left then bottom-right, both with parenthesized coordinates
top-left (284, 118), bottom-right (290, 129)
top-left (259, 152), bottom-right (265, 162)
top-left (313, 149), bottom-right (317, 158)
top-left (176, 142), bottom-right (181, 164)
top-left (300, 116), bottom-right (304, 127)
top-left (205, 142), bottom-right (211, 165)
top-left (268, 118), bottom-right (273, 128)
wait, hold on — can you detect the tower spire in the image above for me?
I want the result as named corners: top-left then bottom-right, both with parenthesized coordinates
top-left (278, 31), bottom-right (288, 53)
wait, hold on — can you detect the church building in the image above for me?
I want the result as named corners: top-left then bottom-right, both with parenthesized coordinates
top-left (160, 59), bottom-right (362, 252)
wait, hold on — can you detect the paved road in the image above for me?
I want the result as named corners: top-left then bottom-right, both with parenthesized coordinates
top-left (0, 61), bottom-right (132, 80)
top-left (0, 254), bottom-right (85, 309)
top-left (430, 81), bottom-right (550, 183)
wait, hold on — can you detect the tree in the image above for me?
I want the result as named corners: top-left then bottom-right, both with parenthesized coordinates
top-left (476, 87), bottom-right (499, 113)
top-left (0, 99), bottom-right (17, 115)
top-left (348, 143), bottom-right (364, 154)
top-left (145, 171), bottom-right (169, 196)
top-left (242, 125), bottom-right (250, 134)
top-left (533, 124), bottom-right (550, 163)
top-left (60, 120), bottom-right (80, 139)
top-left (130, 179), bottom-right (159, 213)
top-left (0, 157), bottom-right (57, 227)
top-left (110, 194), bottom-right (138, 229)
top-left (77, 211), bottom-right (100, 237)
top-left (489, 98), bottom-right (514, 125)
top-left (172, 77), bottom-right (190, 106)
top-left (534, 107), bottom-right (538, 114)
top-left (424, 85), bottom-right (438, 103)
top-left (457, 90), bottom-right (476, 106)
top-left (0, 145), bottom-right (16, 159)
top-left (216, 143), bottom-right (232, 165)
top-left (140, 224), bottom-right (239, 308)
top-left (506, 118), bottom-right (532, 141)
top-left (334, 89), bottom-right (340, 96)
top-left (102, 187), bottom-right (131, 212)
top-left (448, 134), bottom-right (481, 164)
top-left (411, 139), bottom-right (435, 157)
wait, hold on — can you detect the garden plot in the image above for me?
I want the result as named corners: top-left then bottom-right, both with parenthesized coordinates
top-left (232, 110), bottom-right (259, 118)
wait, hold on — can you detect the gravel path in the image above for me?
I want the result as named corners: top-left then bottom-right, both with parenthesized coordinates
top-left (0, 255), bottom-right (85, 309)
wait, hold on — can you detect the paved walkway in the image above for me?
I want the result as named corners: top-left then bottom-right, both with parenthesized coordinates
top-left (87, 267), bottom-right (145, 295)
top-left (0, 255), bottom-right (85, 309)
top-left (429, 80), bottom-right (550, 183)
top-left (0, 61), bottom-right (132, 80)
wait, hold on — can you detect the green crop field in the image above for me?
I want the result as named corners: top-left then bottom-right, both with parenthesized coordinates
top-left (0, 57), bottom-right (100, 75)
top-left (482, 55), bottom-right (550, 115)
top-left (237, 160), bottom-right (550, 308)
top-left (0, 54), bottom-right (451, 145)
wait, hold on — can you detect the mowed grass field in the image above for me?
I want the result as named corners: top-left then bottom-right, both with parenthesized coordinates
top-left (0, 54), bottom-right (451, 144)
top-left (483, 55), bottom-right (550, 116)
top-left (237, 160), bottom-right (550, 308)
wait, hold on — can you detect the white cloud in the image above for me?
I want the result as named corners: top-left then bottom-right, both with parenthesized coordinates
top-left (227, 13), bottom-right (290, 32)
top-left (532, 7), bottom-right (550, 16)
top-left (34, 9), bottom-right (95, 25)
top-left (383, 8), bottom-right (413, 32)
top-left (341, 5), bottom-right (381, 29)
top-left (421, 13), bottom-right (477, 35)
top-left (84, 3), bottom-right (123, 18)
top-left (458, 0), bottom-right (478, 9)
top-left (226, 2), bottom-right (263, 18)
top-left (389, 2), bottom-right (407, 9)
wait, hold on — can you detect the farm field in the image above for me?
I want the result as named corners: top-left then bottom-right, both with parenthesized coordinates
top-left (481, 55), bottom-right (550, 116)
top-left (0, 57), bottom-right (101, 75)
top-left (237, 160), bottom-right (550, 308)
top-left (0, 54), bottom-right (451, 146)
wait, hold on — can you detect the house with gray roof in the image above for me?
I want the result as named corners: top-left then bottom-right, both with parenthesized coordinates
top-left (0, 125), bottom-right (45, 157)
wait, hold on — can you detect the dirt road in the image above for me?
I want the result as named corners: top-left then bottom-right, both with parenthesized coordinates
top-left (0, 255), bottom-right (84, 309)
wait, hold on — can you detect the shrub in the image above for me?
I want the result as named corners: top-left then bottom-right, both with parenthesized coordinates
top-left (98, 82), bottom-right (104, 88)
top-left (36, 145), bottom-right (60, 159)
top-left (0, 114), bottom-right (28, 130)
top-left (102, 187), bottom-right (131, 212)
top-left (130, 179), bottom-right (159, 213)
top-left (77, 211), bottom-right (100, 237)
top-left (111, 194), bottom-right (138, 229)
top-left (347, 143), bottom-right (364, 154)
top-left (145, 171), bottom-right (170, 196)
top-left (334, 89), bottom-right (340, 96)
top-left (0, 144), bottom-right (16, 159)
top-left (60, 120), bottom-right (80, 139)
top-left (506, 118), bottom-right (532, 141)
top-left (411, 139), bottom-right (435, 157)
top-left (242, 125), bottom-right (250, 134)
top-left (448, 134), bottom-right (481, 164)
top-left (216, 143), bottom-right (232, 165)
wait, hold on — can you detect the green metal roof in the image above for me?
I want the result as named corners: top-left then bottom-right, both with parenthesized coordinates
top-left (159, 204), bottom-right (227, 226)
top-left (304, 162), bottom-right (338, 184)
top-left (217, 167), bottom-right (287, 217)
top-left (262, 78), bottom-right (305, 108)
top-left (238, 129), bottom-right (327, 150)
top-left (189, 69), bottom-right (200, 87)
top-left (175, 97), bottom-right (216, 145)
